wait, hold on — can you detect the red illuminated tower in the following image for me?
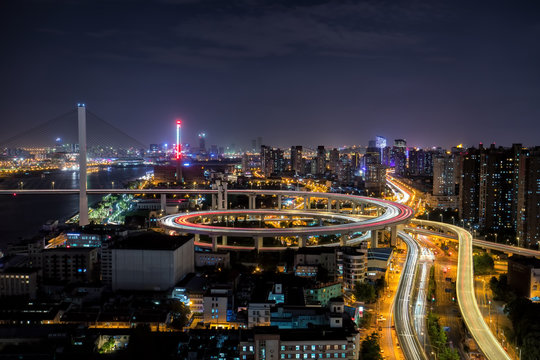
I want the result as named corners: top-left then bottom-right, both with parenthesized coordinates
top-left (176, 119), bottom-right (183, 182)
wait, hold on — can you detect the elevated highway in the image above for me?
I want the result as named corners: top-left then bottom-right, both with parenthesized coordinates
top-left (411, 219), bottom-right (512, 360)
top-left (394, 231), bottom-right (428, 360)
top-left (405, 227), bottom-right (540, 257)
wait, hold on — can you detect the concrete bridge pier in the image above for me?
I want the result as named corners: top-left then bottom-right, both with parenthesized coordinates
top-left (249, 195), bottom-right (256, 209)
top-left (212, 235), bottom-right (218, 251)
top-left (160, 193), bottom-right (166, 212)
top-left (371, 230), bottom-right (379, 248)
top-left (255, 236), bottom-right (263, 252)
top-left (390, 226), bottom-right (398, 246)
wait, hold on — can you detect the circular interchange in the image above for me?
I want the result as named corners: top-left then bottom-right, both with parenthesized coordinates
top-left (159, 190), bottom-right (414, 249)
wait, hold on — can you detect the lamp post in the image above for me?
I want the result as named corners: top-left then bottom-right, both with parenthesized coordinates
top-left (51, 181), bottom-right (55, 190)
top-left (451, 216), bottom-right (455, 225)
top-left (439, 214), bottom-right (443, 223)
top-left (430, 345), bottom-right (441, 360)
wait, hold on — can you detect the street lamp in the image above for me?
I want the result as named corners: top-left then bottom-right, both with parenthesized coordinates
top-left (439, 214), bottom-right (443, 223)
top-left (111, 181), bottom-right (115, 189)
top-left (451, 216), bottom-right (455, 225)
top-left (51, 181), bottom-right (55, 190)
top-left (431, 345), bottom-right (441, 360)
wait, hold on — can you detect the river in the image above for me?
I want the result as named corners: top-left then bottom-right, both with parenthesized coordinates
top-left (0, 166), bottom-right (152, 247)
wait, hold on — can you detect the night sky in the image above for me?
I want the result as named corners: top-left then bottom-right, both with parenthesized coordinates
top-left (1, 0), bottom-right (539, 150)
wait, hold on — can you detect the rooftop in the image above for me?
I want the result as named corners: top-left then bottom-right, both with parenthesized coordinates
top-left (111, 231), bottom-right (193, 251)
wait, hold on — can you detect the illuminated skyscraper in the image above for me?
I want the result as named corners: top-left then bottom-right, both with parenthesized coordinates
top-left (291, 145), bottom-right (303, 175)
top-left (329, 148), bottom-right (340, 174)
top-left (316, 146), bottom-right (326, 175)
top-left (198, 132), bottom-right (207, 154)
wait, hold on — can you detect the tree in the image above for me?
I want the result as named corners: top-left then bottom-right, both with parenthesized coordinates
top-left (473, 253), bottom-right (494, 275)
top-left (439, 347), bottom-right (460, 360)
top-left (167, 300), bottom-right (191, 330)
top-left (98, 337), bottom-right (115, 354)
top-left (360, 332), bottom-right (383, 360)
top-left (355, 282), bottom-right (376, 303)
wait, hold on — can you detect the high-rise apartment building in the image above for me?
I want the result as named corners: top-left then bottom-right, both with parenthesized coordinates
top-left (459, 147), bottom-right (482, 225)
top-left (517, 147), bottom-right (540, 248)
top-left (261, 145), bottom-right (284, 177)
top-left (290, 145), bottom-right (303, 175)
top-left (433, 154), bottom-right (457, 196)
top-left (198, 132), bottom-right (206, 154)
top-left (479, 144), bottom-right (517, 233)
top-left (329, 148), bottom-right (340, 174)
top-left (408, 149), bottom-right (434, 176)
top-left (316, 146), bottom-right (326, 175)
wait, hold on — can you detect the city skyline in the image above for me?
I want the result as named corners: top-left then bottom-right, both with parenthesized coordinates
top-left (1, 2), bottom-right (540, 359)
top-left (2, 1), bottom-right (540, 149)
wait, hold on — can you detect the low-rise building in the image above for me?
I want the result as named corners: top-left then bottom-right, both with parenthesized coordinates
top-left (366, 247), bottom-right (393, 281)
top-left (0, 268), bottom-right (39, 299)
top-left (304, 281), bottom-right (342, 306)
top-left (339, 246), bottom-right (368, 291)
top-left (508, 256), bottom-right (540, 300)
top-left (294, 247), bottom-right (337, 279)
top-left (239, 326), bottom-right (360, 360)
top-left (110, 232), bottom-right (194, 291)
top-left (248, 302), bottom-right (273, 328)
top-left (42, 247), bottom-right (98, 284)
top-left (195, 250), bottom-right (230, 268)
top-left (203, 287), bottom-right (232, 327)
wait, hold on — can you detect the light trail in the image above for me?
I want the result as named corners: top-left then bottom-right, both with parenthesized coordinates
top-left (412, 220), bottom-right (512, 360)
top-left (159, 190), bottom-right (413, 239)
top-left (406, 227), bottom-right (540, 258)
top-left (394, 231), bottom-right (428, 360)
top-left (414, 260), bottom-right (430, 352)
top-left (389, 172), bottom-right (513, 360)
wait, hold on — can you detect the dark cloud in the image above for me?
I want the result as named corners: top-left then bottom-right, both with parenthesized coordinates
top-left (0, 0), bottom-right (539, 149)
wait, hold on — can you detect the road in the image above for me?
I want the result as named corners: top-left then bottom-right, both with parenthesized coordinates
top-left (379, 244), bottom-right (406, 360)
top-left (405, 227), bottom-right (540, 258)
top-left (394, 231), bottom-right (428, 360)
top-left (474, 275), bottom-right (517, 359)
top-left (412, 219), bottom-right (511, 360)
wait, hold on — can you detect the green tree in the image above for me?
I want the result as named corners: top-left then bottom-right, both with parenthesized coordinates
top-left (473, 253), bottom-right (494, 275)
top-left (439, 347), bottom-right (460, 360)
top-left (98, 337), bottom-right (115, 354)
top-left (355, 282), bottom-right (376, 303)
top-left (360, 332), bottom-right (383, 360)
top-left (167, 300), bottom-right (191, 330)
